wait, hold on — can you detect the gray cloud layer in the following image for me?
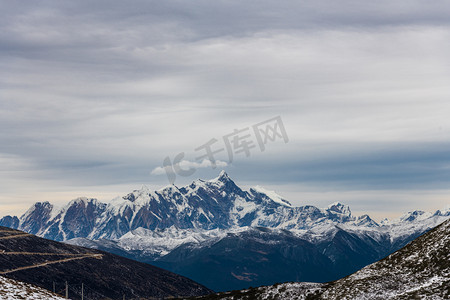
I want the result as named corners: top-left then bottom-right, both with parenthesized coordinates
top-left (1, 0), bottom-right (450, 217)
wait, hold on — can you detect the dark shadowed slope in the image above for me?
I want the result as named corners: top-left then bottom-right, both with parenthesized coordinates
top-left (0, 226), bottom-right (212, 300)
top-left (190, 219), bottom-right (450, 299)
top-left (320, 217), bottom-right (450, 299)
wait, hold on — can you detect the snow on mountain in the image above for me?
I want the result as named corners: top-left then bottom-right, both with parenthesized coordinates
top-left (2, 172), bottom-right (448, 292)
top-left (327, 202), bottom-right (351, 216)
top-left (250, 186), bottom-right (292, 207)
top-left (18, 201), bottom-right (55, 234)
top-left (65, 212), bottom-right (449, 289)
top-left (2, 172), bottom-right (374, 241)
top-left (320, 218), bottom-right (450, 299)
top-left (194, 219), bottom-right (450, 299)
top-left (116, 226), bottom-right (230, 257)
top-left (14, 197), bottom-right (107, 241)
top-left (0, 275), bottom-right (65, 300)
top-left (396, 210), bottom-right (433, 223)
top-left (1, 172), bottom-right (449, 256)
top-left (379, 212), bottom-right (449, 249)
top-left (353, 214), bottom-right (379, 227)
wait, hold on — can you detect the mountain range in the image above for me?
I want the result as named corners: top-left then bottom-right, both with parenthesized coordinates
top-left (1, 171), bottom-right (449, 291)
top-left (195, 218), bottom-right (450, 299)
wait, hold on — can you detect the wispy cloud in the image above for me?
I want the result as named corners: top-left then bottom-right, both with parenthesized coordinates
top-left (151, 159), bottom-right (228, 176)
top-left (1, 0), bottom-right (450, 216)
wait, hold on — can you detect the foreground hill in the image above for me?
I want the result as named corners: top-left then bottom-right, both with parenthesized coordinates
top-left (0, 227), bottom-right (211, 299)
top-left (0, 275), bottom-right (65, 300)
top-left (190, 218), bottom-right (450, 299)
top-left (320, 216), bottom-right (450, 299)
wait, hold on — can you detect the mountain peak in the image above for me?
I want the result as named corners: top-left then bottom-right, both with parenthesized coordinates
top-left (218, 170), bottom-right (230, 180)
top-left (68, 197), bottom-right (96, 206)
top-left (397, 210), bottom-right (431, 223)
top-left (210, 170), bottom-right (232, 183)
top-left (21, 201), bottom-right (53, 219)
top-left (327, 202), bottom-right (351, 216)
top-left (33, 201), bottom-right (52, 208)
top-left (159, 184), bottom-right (181, 195)
top-left (354, 214), bottom-right (379, 227)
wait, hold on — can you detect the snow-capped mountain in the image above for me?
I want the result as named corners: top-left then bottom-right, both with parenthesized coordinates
top-left (17, 197), bottom-right (106, 241)
top-left (139, 210), bottom-right (448, 291)
top-left (320, 218), bottom-right (450, 299)
top-left (205, 218), bottom-right (450, 299)
top-left (0, 171), bottom-right (410, 242)
top-left (1, 171), bottom-right (449, 292)
top-left (3, 171), bottom-right (447, 244)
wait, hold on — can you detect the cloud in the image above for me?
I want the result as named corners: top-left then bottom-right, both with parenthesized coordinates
top-left (151, 159), bottom-right (228, 176)
top-left (1, 0), bottom-right (450, 215)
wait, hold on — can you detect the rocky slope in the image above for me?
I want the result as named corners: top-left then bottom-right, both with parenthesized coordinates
top-left (0, 275), bottom-right (65, 300)
top-left (192, 218), bottom-right (450, 299)
top-left (320, 217), bottom-right (450, 299)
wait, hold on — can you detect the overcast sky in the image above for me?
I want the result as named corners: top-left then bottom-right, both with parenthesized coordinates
top-left (1, 0), bottom-right (450, 220)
